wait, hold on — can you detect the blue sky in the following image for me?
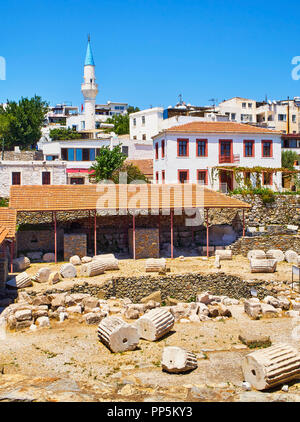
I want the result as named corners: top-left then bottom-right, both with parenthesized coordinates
top-left (1, 0), bottom-right (300, 109)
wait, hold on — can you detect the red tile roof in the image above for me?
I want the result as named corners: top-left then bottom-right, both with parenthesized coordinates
top-left (9, 184), bottom-right (251, 211)
top-left (0, 209), bottom-right (17, 239)
top-left (125, 159), bottom-right (153, 178)
top-left (154, 121), bottom-right (281, 137)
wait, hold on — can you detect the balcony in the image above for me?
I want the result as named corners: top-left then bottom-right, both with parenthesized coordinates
top-left (219, 154), bottom-right (240, 164)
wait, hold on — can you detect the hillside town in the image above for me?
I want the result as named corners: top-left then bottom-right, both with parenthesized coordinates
top-left (2, 32), bottom-right (300, 405)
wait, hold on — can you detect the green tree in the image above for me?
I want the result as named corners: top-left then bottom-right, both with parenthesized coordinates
top-left (111, 163), bottom-right (149, 184)
top-left (282, 150), bottom-right (299, 169)
top-left (89, 145), bottom-right (127, 182)
top-left (0, 114), bottom-right (14, 158)
top-left (50, 128), bottom-right (82, 141)
top-left (0, 96), bottom-right (49, 150)
top-left (104, 105), bottom-right (140, 135)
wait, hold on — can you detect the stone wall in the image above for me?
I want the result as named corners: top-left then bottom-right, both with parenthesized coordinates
top-left (230, 234), bottom-right (300, 256)
top-left (27, 272), bottom-right (271, 302)
top-left (17, 228), bottom-right (64, 254)
top-left (0, 259), bottom-right (8, 291)
top-left (2, 150), bottom-right (43, 161)
top-left (64, 233), bottom-right (87, 261)
top-left (128, 228), bottom-right (159, 259)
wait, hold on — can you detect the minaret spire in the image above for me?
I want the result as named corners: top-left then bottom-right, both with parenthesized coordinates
top-left (81, 36), bottom-right (98, 130)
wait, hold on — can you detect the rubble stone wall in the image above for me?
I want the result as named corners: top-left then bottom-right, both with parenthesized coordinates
top-left (128, 228), bottom-right (159, 258)
top-left (17, 228), bottom-right (64, 254)
top-left (0, 259), bottom-right (8, 291)
top-left (230, 234), bottom-right (300, 256)
top-left (64, 233), bottom-right (87, 261)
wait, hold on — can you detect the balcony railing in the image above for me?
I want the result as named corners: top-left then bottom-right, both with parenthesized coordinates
top-left (219, 154), bottom-right (240, 164)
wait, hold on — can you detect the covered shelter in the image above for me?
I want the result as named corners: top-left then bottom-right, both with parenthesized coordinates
top-left (0, 208), bottom-right (17, 272)
top-left (9, 184), bottom-right (251, 262)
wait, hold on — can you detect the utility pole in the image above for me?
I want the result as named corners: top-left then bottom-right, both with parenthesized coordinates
top-left (1, 138), bottom-right (4, 160)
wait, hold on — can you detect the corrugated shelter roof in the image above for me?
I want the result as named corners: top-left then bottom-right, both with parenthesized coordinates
top-left (0, 209), bottom-right (17, 239)
top-left (9, 184), bottom-right (251, 211)
top-left (153, 121), bottom-right (281, 138)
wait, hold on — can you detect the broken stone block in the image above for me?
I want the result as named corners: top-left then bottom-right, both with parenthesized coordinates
top-left (244, 299), bottom-right (262, 319)
top-left (81, 256), bottom-right (92, 263)
top-left (70, 255), bottom-right (81, 266)
top-left (124, 308), bottom-right (140, 320)
top-left (13, 257), bottom-right (30, 272)
top-left (197, 303), bottom-right (210, 316)
top-left (196, 292), bottom-right (212, 305)
top-left (34, 267), bottom-right (51, 283)
top-left (32, 295), bottom-right (50, 307)
top-left (32, 309), bottom-right (49, 319)
top-left (82, 296), bottom-right (99, 312)
top-left (141, 291), bottom-right (162, 304)
top-left (285, 250), bottom-right (298, 264)
top-left (136, 308), bottom-right (175, 341)
top-left (43, 253), bottom-right (55, 263)
top-left (263, 295), bottom-right (282, 308)
top-left (97, 316), bottom-right (139, 353)
top-left (250, 259), bottom-right (277, 273)
top-left (51, 293), bottom-right (67, 309)
top-left (292, 299), bottom-right (300, 311)
top-left (161, 346), bottom-right (197, 373)
top-left (214, 255), bottom-right (221, 269)
top-left (84, 312), bottom-right (105, 325)
top-left (215, 250), bottom-right (232, 260)
top-left (261, 303), bottom-right (280, 317)
top-left (242, 343), bottom-right (300, 390)
top-left (15, 309), bottom-right (32, 322)
top-left (60, 263), bottom-right (77, 278)
top-left (15, 320), bottom-right (32, 330)
top-left (36, 316), bottom-right (50, 328)
top-left (94, 257), bottom-right (119, 271)
top-left (67, 305), bottom-right (82, 314)
top-left (49, 271), bottom-right (60, 285)
top-left (238, 331), bottom-right (272, 348)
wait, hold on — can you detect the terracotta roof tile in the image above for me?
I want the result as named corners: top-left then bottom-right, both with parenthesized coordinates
top-left (155, 121), bottom-right (281, 136)
top-left (0, 226), bottom-right (9, 245)
top-left (0, 209), bottom-right (17, 239)
top-left (9, 184), bottom-right (251, 211)
top-left (126, 159), bottom-right (153, 178)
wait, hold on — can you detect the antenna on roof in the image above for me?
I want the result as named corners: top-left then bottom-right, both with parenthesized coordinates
top-left (178, 93), bottom-right (183, 105)
top-left (88, 33), bottom-right (90, 42)
top-left (209, 98), bottom-right (218, 111)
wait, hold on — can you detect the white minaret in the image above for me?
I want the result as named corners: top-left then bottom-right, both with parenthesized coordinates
top-left (81, 35), bottom-right (98, 131)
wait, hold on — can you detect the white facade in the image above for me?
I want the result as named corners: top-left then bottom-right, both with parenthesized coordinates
top-left (153, 123), bottom-right (282, 192)
top-left (129, 108), bottom-right (229, 142)
top-left (218, 97), bottom-right (257, 124)
top-left (0, 161), bottom-right (67, 197)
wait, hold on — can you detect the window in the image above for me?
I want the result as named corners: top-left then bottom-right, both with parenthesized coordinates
top-left (177, 139), bottom-right (189, 157)
top-left (178, 170), bottom-right (189, 184)
top-left (244, 171), bottom-right (251, 185)
top-left (262, 172), bottom-right (273, 185)
top-left (231, 113), bottom-right (236, 120)
top-left (262, 140), bottom-right (273, 157)
top-left (133, 136), bottom-right (137, 140)
top-left (61, 148), bottom-right (68, 161)
top-left (156, 171), bottom-right (159, 183)
top-left (122, 146), bottom-right (129, 157)
top-left (70, 178), bottom-right (84, 185)
top-left (155, 143), bottom-right (159, 160)
top-left (82, 149), bottom-right (90, 161)
top-left (243, 140), bottom-right (255, 157)
top-left (90, 149), bottom-right (96, 161)
top-left (162, 170), bottom-right (165, 184)
top-left (133, 118), bottom-right (136, 126)
top-left (12, 172), bottom-right (21, 185)
top-left (278, 114), bottom-right (286, 121)
top-left (42, 172), bottom-right (51, 185)
top-left (241, 114), bottom-right (252, 122)
top-left (142, 134), bottom-right (146, 140)
top-left (248, 103), bottom-right (252, 108)
top-left (292, 115), bottom-right (297, 123)
top-left (75, 149), bottom-right (82, 161)
top-left (197, 170), bottom-right (208, 185)
top-left (142, 116), bottom-right (145, 125)
top-left (161, 140), bottom-right (165, 158)
top-left (196, 139), bottom-right (207, 157)
top-left (242, 102), bottom-right (246, 108)
top-left (68, 148), bottom-right (75, 161)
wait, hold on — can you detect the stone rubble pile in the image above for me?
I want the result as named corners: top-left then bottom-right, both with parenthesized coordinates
top-left (242, 294), bottom-right (300, 319)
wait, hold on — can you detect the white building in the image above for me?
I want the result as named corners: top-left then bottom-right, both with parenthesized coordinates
top-left (0, 161), bottom-right (67, 197)
top-left (40, 136), bottom-right (153, 184)
top-left (152, 121), bottom-right (282, 191)
top-left (217, 97), bottom-right (257, 124)
top-left (129, 106), bottom-right (228, 142)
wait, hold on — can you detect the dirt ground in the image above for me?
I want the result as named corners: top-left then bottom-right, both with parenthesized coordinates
top-left (1, 305), bottom-right (300, 402)
top-left (1, 255), bottom-right (300, 402)
top-left (19, 255), bottom-right (296, 294)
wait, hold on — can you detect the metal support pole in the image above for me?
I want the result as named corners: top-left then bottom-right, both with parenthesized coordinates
top-left (171, 209), bottom-right (174, 259)
top-left (54, 212), bottom-right (57, 264)
top-left (10, 241), bottom-right (14, 273)
top-left (242, 209), bottom-right (245, 237)
top-left (206, 209), bottom-right (209, 258)
top-left (94, 210), bottom-right (97, 256)
top-left (133, 214), bottom-right (136, 260)
top-left (158, 213), bottom-right (161, 251)
top-left (88, 210), bottom-right (92, 250)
